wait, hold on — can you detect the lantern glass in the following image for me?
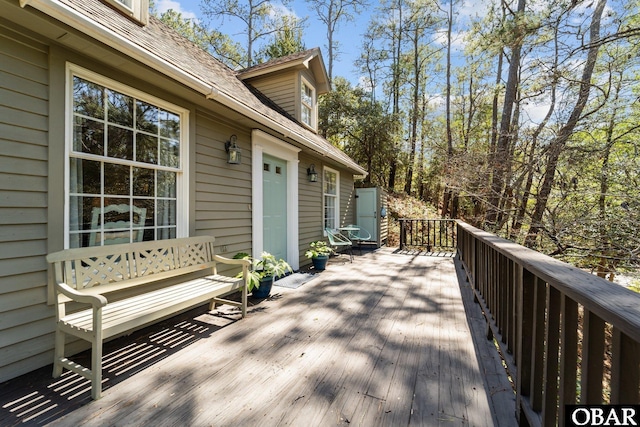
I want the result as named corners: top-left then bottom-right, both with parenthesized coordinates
top-left (307, 165), bottom-right (318, 182)
top-left (225, 135), bottom-right (241, 164)
top-left (227, 144), bottom-right (241, 164)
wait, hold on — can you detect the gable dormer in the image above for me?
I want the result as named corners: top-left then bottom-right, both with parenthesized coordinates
top-left (238, 48), bottom-right (330, 133)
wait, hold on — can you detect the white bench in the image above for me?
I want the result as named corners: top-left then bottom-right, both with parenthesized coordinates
top-left (46, 236), bottom-right (249, 400)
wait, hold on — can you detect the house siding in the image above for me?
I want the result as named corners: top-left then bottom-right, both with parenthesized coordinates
top-left (298, 154), bottom-right (324, 263)
top-left (0, 23), bottom-right (52, 382)
top-left (246, 71), bottom-right (297, 120)
top-left (298, 155), bottom-right (356, 266)
top-left (194, 111), bottom-right (253, 267)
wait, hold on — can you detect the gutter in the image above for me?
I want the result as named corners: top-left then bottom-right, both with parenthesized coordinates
top-left (19, 0), bottom-right (367, 176)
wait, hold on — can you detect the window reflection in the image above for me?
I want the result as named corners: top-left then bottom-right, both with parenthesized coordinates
top-left (69, 75), bottom-right (181, 247)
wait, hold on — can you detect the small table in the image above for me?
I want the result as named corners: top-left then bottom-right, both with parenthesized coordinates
top-left (338, 226), bottom-right (359, 233)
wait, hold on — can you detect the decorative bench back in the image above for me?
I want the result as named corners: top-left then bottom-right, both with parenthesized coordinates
top-left (47, 236), bottom-right (219, 302)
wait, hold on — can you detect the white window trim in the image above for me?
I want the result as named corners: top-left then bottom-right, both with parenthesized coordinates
top-left (64, 63), bottom-right (189, 248)
top-left (300, 76), bottom-right (316, 131)
top-left (251, 129), bottom-right (300, 271)
top-left (103, 0), bottom-right (149, 25)
top-left (323, 166), bottom-right (340, 231)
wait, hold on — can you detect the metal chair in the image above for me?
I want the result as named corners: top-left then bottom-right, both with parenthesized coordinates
top-left (346, 225), bottom-right (372, 254)
top-left (325, 228), bottom-right (353, 262)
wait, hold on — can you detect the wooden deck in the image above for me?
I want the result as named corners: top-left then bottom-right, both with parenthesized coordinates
top-left (1, 248), bottom-right (517, 426)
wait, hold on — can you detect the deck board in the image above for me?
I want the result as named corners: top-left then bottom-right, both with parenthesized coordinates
top-left (0, 248), bottom-right (517, 426)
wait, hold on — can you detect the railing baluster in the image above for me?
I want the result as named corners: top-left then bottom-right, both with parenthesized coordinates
top-left (542, 286), bottom-right (561, 426)
top-left (610, 328), bottom-right (640, 403)
top-left (516, 267), bottom-right (534, 423)
top-left (559, 295), bottom-right (579, 423)
top-left (530, 277), bottom-right (546, 413)
top-left (581, 311), bottom-right (606, 404)
top-left (397, 218), bottom-right (457, 252)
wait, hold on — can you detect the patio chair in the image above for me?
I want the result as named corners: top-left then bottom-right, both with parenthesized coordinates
top-left (346, 225), bottom-right (372, 254)
top-left (325, 227), bottom-right (353, 262)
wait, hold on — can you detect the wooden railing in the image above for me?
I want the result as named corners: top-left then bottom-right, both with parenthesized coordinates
top-left (399, 218), bottom-right (456, 251)
top-left (456, 221), bottom-right (640, 426)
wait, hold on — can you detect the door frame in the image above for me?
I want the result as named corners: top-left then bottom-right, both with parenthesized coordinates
top-left (251, 129), bottom-right (300, 270)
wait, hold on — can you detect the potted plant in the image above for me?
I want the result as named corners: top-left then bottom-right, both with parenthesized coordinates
top-left (234, 252), bottom-right (292, 298)
top-left (305, 240), bottom-right (333, 271)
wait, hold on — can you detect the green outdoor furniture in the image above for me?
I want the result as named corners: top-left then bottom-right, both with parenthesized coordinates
top-left (325, 228), bottom-right (353, 262)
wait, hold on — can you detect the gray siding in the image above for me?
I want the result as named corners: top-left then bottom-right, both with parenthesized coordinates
top-left (298, 154), bottom-right (324, 264)
top-left (298, 155), bottom-right (356, 266)
top-left (0, 24), bottom-right (52, 382)
top-left (247, 71), bottom-right (296, 120)
top-left (194, 112), bottom-right (253, 267)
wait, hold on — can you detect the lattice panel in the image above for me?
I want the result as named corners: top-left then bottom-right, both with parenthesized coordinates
top-left (74, 254), bottom-right (133, 289)
top-left (135, 247), bottom-right (177, 277)
top-left (177, 242), bottom-right (210, 268)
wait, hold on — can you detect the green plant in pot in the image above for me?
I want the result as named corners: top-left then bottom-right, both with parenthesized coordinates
top-left (305, 240), bottom-right (333, 271)
top-left (234, 252), bottom-right (292, 298)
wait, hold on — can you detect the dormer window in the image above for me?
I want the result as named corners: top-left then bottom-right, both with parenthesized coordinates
top-left (103, 0), bottom-right (149, 25)
top-left (301, 79), bottom-right (315, 129)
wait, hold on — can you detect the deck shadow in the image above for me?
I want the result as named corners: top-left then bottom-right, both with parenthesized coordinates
top-left (0, 306), bottom-right (240, 426)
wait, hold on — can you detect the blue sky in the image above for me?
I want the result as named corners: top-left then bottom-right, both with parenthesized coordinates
top-left (155, 0), bottom-right (374, 82)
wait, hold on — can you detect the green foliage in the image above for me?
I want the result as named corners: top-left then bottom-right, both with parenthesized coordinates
top-left (319, 77), bottom-right (398, 187)
top-left (200, 0), bottom-right (294, 67)
top-left (233, 252), bottom-right (292, 291)
top-left (255, 14), bottom-right (306, 62)
top-left (154, 8), bottom-right (245, 69)
top-left (305, 241), bottom-right (333, 258)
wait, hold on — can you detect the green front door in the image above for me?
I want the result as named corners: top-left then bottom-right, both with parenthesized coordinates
top-left (263, 154), bottom-right (287, 261)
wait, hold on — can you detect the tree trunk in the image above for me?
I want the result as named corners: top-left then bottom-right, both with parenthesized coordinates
top-left (525, 0), bottom-right (607, 248)
top-left (486, 0), bottom-right (526, 228)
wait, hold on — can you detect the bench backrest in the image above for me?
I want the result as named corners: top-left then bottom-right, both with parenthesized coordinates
top-left (47, 236), bottom-right (218, 302)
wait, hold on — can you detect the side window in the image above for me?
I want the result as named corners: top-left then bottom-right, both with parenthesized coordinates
top-left (67, 65), bottom-right (187, 248)
top-left (301, 79), bottom-right (315, 129)
top-left (323, 168), bottom-right (339, 229)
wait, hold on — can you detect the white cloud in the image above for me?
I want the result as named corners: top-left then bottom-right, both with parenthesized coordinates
top-left (155, 0), bottom-right (198, 20)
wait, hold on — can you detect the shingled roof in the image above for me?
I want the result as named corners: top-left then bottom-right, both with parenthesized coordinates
top-left (238, 48), bottom-right (331, 94)
top-left (24, 0), bottom-right (365, 175)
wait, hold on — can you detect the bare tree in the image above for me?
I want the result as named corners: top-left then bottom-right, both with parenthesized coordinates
top-left (305, 0), bottom-right (368, 81)
top-left (201, 0), bottom-right (295, 67)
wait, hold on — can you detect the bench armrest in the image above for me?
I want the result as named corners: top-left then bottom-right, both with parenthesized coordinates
top-left (55, 281), bottom-right (108, 308)
top-left (212, 255), bottom-right (251, 267)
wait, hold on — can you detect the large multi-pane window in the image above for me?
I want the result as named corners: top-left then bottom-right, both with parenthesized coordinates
top-left (301, 80), bottom-right (314, 128)
top-left (68, 66), bottom-right (186, 248)
top-left (323, 168), bottom-right (339, 229)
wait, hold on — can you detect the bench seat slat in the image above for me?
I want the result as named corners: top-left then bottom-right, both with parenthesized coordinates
top-left (61, 275), bottom-right (243, 337)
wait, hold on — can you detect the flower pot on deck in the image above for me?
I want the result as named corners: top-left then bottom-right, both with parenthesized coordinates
top-left (311, 255), bottom-right (329, 271)
top-left (252, 276), bottom-right (274, 298)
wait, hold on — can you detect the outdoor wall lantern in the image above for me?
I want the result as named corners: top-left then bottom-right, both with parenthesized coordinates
top-left (307, 164), bottom-right (318, 182)
top-left (225, 135), bottom-right (242, 164)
